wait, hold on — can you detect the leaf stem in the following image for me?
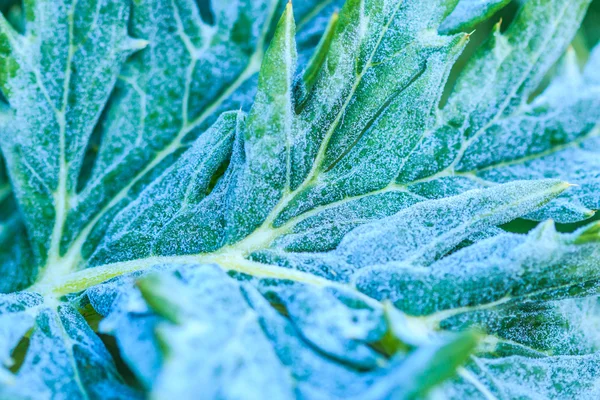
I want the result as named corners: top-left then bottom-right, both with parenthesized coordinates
top-left (33, 251), bottom-right (345, 298)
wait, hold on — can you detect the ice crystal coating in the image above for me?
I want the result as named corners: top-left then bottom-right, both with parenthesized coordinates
top-left (0, 0), bottom-right (598, 398)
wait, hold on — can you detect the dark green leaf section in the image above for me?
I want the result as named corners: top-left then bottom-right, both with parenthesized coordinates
top-left (0, 150), bottom-right (35, 292)
top-left (224, 3), bottom-right (298, 243)
top-left (0, 215), bottom-right (35, 293)
top-left (88, 112), bottom-right (239, 266)
top-left (63, 0), bottom-right (340, 261)
top-left (63, 0), bottom-right (278, 258)
top-left (0, 0), bottom-right (132, 262)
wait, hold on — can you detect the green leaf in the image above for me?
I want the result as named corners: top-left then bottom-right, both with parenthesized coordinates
top-left (439, 0), bottom-right (511, 34)
top-left (0, 0), bottom-right (599, 398)
top-left (355, 219), bottom-right (600, 316)
top-left (336, 179), bottom-right (568, 268)
top-left (0, 292), bottom-right (140, 399)
top-left (0, 0), bottom-right (133, 264)
top-left (411, 0), bottom-right (599, 224)
top-left (446, 352), bottom-right (600, 399)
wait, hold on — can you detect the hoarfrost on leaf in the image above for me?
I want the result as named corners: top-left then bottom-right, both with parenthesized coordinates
top-left (0, 0), bottom-right (598, 398)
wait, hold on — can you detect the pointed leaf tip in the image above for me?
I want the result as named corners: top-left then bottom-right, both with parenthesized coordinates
top-left (137, 274), bottom-right (184, 325)
top-left (122, 37), bottom-right (149, 53)
top-left (574, 221), bottom-right (600, 244)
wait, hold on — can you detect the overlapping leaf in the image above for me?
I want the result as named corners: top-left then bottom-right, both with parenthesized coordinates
top-left (80, 263), bottom-right (478, 399)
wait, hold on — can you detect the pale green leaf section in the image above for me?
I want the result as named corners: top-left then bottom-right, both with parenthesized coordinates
top-left (258, 281), bottom-right (386, 368)
top-left (337, 179), bottom-right (568, 268)
top-left (224, 3), bottom-right (298, 243)
top-left (0, 292), bottom-right (140, 399)
top-left (123, 263), bottom-right (476, 399)
top-left (355, 219), bottom-right (600, 398)
top-left (439, 0), bottom-right (510, 34)
top-left (139, 267), bottom-right (298, 400)
top-left (354, 220), bottom-right (600, 316)
top-left (401, 0), bottom-right (598, 223)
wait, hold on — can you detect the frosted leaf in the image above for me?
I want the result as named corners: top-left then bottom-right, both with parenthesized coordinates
top-left (257, 282), bottom-right (386, 368)
top-left (273, 34), bottom-right (466, 226)
top-left (87, 112), bottom-right (238, 265)
top-left (0, 293), bottom-right (139, 399)
top-left (0, 292), bottom-right (41, 397)
top-left (336, 180), bottom-right (568, 268)
top-left (445, 353), bottom-right (600, 399)
top-left (249, 249), bottom-right (354, 281)
top-left (139, 266), bottom-right (297, 400)
top-left (452, 46), bottom-right (600, 223)
top-left (271, 191), bottom-right (421, 253)
top-left (0, 0), bottom-right (132, 262)
top-left (0, 118), bottom-right (38, 293)
top-left (0, 0), bottom-right (598, 398)
top-left (585, 43), bottom-right (600, 85)
top-left (0, 292), bottom-right (41, 368)
top-left (442, 0), bottom-right (591, 141)
top-left (63, 0), bottom-right (489, 274)
top-left (354, 220), bottom-right (600, 316)
top-left (439, 0), bottom-right (511, 34)
top-left (403, 1), bottom-right (599, 223)
top-left (0, 211), bottom-right (35, 293)
top-left (120, 263), bottom-right (477, 399)
top-left (84, 270), bottom-right (165, 389)
top-left (444, 297), bottom-right (600, 357)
